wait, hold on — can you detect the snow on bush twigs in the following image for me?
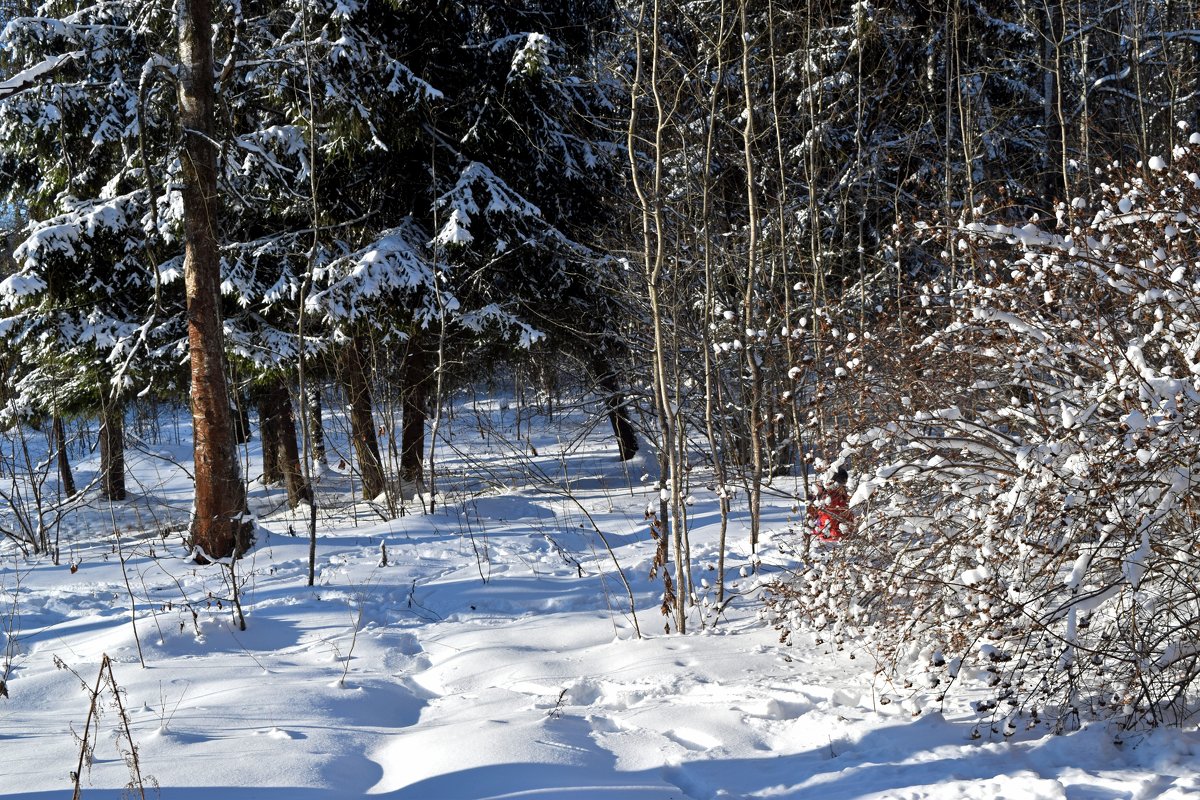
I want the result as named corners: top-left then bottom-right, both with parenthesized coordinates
top-left (766, 143), bottom-right (1200, 733)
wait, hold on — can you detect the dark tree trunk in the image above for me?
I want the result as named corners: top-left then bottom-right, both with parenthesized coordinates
top-left (400, 347), bottom-right (430, 485)
top-left (179, 0), bottom-right (249, 561)
top-left (258, 377), bottom-right (310, 508)
top-left (99, 406), bottom-right (125, 501)
top-left (259, 392), bottom-right (283, 485)
top-left (594, 360), bottom-right (638, 461)
top-left (53, 414), bottom-right (76, 496)
top-left (233, 391), bottom-right (252, 445)
top-left (342, 336), bottom-right (386, 499)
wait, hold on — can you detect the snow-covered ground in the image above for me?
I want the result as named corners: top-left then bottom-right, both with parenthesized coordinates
top-left (2, 396), bottom-right (1198, 799)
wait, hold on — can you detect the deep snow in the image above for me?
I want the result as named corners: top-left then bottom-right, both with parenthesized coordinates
top-left (1, 395), bottom-right (1198, 799)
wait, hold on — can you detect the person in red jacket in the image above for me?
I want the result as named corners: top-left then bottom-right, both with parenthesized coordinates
top-left (809, 467), bottom-right (853, 542)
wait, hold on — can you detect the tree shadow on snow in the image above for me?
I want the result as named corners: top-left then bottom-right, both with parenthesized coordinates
top-left (374, 713), bottom-right (1127, 800)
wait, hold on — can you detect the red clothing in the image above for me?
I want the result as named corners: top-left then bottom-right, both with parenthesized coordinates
top-left (810, 484), bottom-right (853, 541)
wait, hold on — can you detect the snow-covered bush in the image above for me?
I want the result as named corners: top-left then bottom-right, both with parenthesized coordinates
top-left (767, 141), bottom-right (1200, 731)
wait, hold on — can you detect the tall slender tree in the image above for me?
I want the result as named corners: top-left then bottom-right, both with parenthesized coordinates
top-left (178, 0), bottom-right (248, 559)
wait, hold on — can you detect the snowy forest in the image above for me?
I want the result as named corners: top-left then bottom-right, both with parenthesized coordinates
top-left (2, 0), bottom-right (1200, 797)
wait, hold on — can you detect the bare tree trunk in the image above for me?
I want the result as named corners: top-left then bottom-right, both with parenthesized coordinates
top-left (258, 377), bottom-right (309, 508)
top-left (766, 0), bottom-right (812, 507)
top-left (53, 413), bottom-right (75, 497)
top-left (233, 391), bottom-right (252, 445)
top-left (594, 360), bottom-right (638, 461)
top-left (297, 1), bottom-right (323, 584)
top-left (629, 0), bottom-right (686, 634)
top-left (99, 406), bottom-right (125, 501)
top-left (341, 335), bottom-right (385, 500)
top-left (1042, 0), bottom-right (1068, 207)
top-left (179, 0), bottom-right (249, 561)
top-left (260, 391), bottom-right (283, 485)
top-left (276, 387), bottom-right (310, 508)
top-left (701, 0), bottom-right (734, 603)
top-left (400, 346), bottom-right (429, 487)
top-left (738, 0), bottom-right (765, 554)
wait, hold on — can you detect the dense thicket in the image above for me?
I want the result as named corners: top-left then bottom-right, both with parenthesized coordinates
top-left (621, 0), bottom-right (1200, 724)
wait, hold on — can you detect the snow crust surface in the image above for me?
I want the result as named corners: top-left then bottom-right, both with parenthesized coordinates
top-left (1, 399), bottom-right (1198, 799)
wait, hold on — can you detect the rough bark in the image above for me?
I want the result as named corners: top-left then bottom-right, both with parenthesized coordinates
top-left (341, 336), bottom-right (386, 499)
top-left (400, 347), bottom-right (430, 486)
top-left (179, 0), bottom-right (249, 560)
top-left (98, 407), bottom-right (124, 501)
top-left (258, 378), bottom-right (310, 508)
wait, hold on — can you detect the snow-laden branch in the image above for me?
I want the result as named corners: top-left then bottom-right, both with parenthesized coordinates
top-left (0, 51), bottom-right (81, 100)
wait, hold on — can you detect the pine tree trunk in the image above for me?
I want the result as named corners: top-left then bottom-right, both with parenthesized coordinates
top-left (259, 377), bottom-right (309, 508)
top-left (53, 414), bottom-right (76, 496)
top-left (400, 347), bottom-right (429, 486)
top-left (341, 336), bottom-right (385, 499)
top-left (99, 406), bottom-right (125, 501)
top-left (179, 0), bottom-right (249, 561)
